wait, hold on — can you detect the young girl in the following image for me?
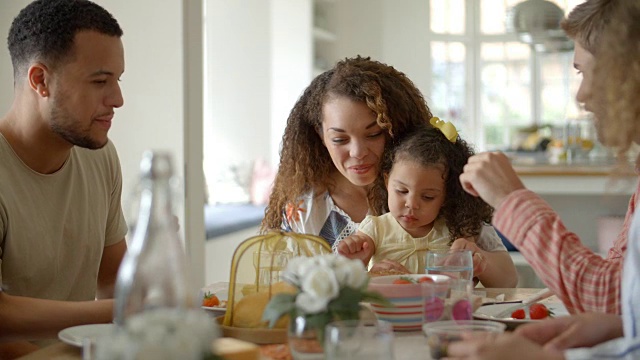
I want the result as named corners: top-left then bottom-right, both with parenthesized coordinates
top-left (338, 121), bottom-right (508, 287)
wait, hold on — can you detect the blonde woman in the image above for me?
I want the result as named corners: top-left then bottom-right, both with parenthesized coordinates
top-left (450, 1), bottom-right (640, 359)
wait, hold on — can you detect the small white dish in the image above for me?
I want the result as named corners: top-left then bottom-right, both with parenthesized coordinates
top-left (201, 289), bottom-right (229, 312)
top-left (473, 302), bottom-right (569, 329)
top-left (58, 323), bottom-right (115, 347)
top-left (199, 282), bottom-right (236, 313)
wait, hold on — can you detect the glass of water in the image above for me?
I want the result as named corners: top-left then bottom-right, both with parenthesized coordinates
top-left (425, 249), bottom-right (473, 281)
top-left (252, 250), bottom-right (292, 289)
top-left (324, 319), bottom-right (394, 360)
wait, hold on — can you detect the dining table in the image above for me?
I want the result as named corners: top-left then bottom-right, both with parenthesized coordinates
top-left (18, 288), bottom-right (557, 360)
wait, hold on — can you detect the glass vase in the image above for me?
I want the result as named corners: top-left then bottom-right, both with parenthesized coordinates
top-left (288, 313), bottom-right (326, 360)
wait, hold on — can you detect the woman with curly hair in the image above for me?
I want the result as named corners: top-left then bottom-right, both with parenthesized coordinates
top-left (338, 124), bottom-right (510, 287)
top-left (263, 56), bottom-right (517, 286)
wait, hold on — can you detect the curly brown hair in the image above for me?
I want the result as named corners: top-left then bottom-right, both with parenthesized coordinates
top-left (388, 125), bottom-right (493, 241)
top-left (262, 56), bottom-right (434, 231)
top-left (594, 1), bottom-right (640, 159)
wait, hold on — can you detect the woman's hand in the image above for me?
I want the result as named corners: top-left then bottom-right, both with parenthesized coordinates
top-left (459, 151), bottom-right (526, 209)
top-left (515, 312), bottom-right (624, 351)
top-left (446, 332), bottom-right (565, 360)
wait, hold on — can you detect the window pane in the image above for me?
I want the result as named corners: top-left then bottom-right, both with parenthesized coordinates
top-left (430, 42), bottom-right (467, 136)
top-left (481, 0), bottom-right (521, 34)
top-left (480, 42), bottom-right (531, 149)
top-left (430, 0), bottom-right (465, 34)
top-left (540, 52), bottom-right (581, 125)
top-left (549, 0), bottom-right (585, 13)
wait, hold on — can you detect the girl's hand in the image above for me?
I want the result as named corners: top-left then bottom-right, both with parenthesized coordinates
top-left (450, 238), bottom-right (487, 277)
top-left (337, 233), bottom-right (375, 264)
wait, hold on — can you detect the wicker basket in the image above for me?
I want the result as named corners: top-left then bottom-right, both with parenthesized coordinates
top-left (220, 231), bottom-right (332, 343)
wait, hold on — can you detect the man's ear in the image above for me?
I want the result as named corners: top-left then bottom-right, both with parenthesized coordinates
top-left (28, 63), bottom-right (50, 97)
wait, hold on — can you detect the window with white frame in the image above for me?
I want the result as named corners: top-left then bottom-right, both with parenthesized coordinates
top-left (427, 0), bottom-right (584, 151)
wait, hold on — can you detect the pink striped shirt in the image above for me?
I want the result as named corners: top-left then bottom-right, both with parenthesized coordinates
top-left (493, 179), bottom-right (639, 314)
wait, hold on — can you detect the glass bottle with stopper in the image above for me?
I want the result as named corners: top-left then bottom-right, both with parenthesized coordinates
top-left (113, 151), bottom-right (190, 325)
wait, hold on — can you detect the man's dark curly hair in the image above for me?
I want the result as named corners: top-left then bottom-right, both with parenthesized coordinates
top-left (387, 125), bottom-right (494, 241)
top-left (262, 56), bottom-right (434, 231)
top-left (7, 0), bottom-right (123, 78)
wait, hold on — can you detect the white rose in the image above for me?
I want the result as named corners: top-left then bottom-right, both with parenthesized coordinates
top-left (284, 256), bottom-right (316, 286)
top-left (295, 292), bottom-right (330, 314)
top-left (333, 256), bottom-right (368, 289)
top-left (297, 266), bottom-right (339, 313)
top-left (315, 254), bottom-right (337, 268)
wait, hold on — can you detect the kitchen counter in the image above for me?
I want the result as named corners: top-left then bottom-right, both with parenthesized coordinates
top-left (514, 163), bottom-right (635, 176)
top-left (508, 156), bottom-right (637, 195)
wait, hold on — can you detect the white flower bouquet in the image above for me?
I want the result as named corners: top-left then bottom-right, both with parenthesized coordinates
top-left (262, 254), bottom-right (390, 342)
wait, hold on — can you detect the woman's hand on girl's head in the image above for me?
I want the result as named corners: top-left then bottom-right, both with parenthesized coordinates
top-left (450, 238), bottom-right (487, 277)
top-left (337, 233), bottom-right (375, 265)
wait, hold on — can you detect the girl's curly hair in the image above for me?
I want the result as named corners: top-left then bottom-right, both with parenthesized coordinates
top-left (387, 125), bottom-right (493, 241)
top-left (262, 56), bottom-right (433, 231)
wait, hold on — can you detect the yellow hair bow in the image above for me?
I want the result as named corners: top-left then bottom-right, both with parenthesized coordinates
top-left (430, 117), bottom-right (458, 143)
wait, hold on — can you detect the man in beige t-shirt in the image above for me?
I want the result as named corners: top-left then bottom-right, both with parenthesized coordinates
top-left (0, 0), bottom-right (128, 357)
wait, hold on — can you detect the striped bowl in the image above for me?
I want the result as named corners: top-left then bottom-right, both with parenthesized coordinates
top-left (368, 274), bottom-right (450, 331)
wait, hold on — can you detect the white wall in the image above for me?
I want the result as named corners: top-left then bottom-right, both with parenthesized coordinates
top-left (333, 0), bottom-right (383, 63)
top-left (0, 1), bottom-right (30, 112)
top-left (380, 0), bottom-right (431, 97)
top-left (270, 0), bottom-right (313, 166)
top-left (330, 0), bottom-right (430, 96)
top-left (204, 0), bottom-right (272, 189)
top-left (0, 1), bottom-right (206, 290)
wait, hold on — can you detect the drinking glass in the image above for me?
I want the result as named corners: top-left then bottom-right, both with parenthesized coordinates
top-left (324, 319), bottom-right (394, 360)
top-left (252, 250), bottom-right (292, 288)
top-left (425, 249), bottom-right (473, 281)
top-left (422, 278), bottom-right (474, 324)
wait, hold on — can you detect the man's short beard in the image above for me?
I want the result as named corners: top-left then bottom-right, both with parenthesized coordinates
top-left (50, 105), bottom-right (107, 150)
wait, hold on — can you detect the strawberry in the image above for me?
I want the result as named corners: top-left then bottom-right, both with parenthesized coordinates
top-left (418, 276), bottom-right (434, 283)
top-left (510, 308), bottom-right (526, 319)
top-left (202, 291), bottom-right (220, 307)
top-left (530, 303), bottom-right (553, 320)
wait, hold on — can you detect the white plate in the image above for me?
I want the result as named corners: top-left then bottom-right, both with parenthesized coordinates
top-left (201, 289), bottom-right (228, 312)
top-left (473, 302), bottom-right (569, 328)
top-left (58, 323), bottom-right (115, 347)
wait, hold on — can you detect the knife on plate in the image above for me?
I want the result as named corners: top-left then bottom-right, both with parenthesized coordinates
top-left (493, 288), bottom-right (554, 319)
